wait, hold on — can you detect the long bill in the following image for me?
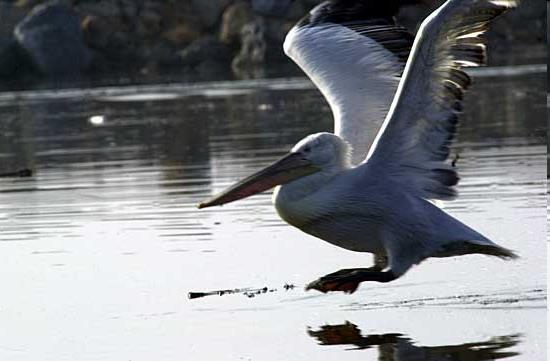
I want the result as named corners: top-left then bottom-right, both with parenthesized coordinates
top-left (198, 152), bottom-right (319, 209)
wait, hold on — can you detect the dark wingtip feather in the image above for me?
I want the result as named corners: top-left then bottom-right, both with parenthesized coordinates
top-left (432, 168), bottom-right (459, 187)
top-left (303, 0), bottom-right (426, 28)
top-left (491, 246), bottom-right (519, 260)
top-left (476, 244), bottom-right (519, 260)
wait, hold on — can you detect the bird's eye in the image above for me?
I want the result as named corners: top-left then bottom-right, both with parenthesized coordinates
top-left (303, 146), bottom-right (311, 153)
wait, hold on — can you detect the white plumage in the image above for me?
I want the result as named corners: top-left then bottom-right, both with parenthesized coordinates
top-left (284, 23), bottom-right (404, 164)
top-left (199, 0), bottom-right (519, 293)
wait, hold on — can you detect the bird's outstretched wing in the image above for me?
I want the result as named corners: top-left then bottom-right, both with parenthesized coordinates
top-left (365, 0), bottom-right (519, 200)
top-left (284, 0), bottom-right (419, 164)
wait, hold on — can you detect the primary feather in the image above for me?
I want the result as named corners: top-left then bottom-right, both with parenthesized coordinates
top-left (366, 0), bottom-right (520, 200)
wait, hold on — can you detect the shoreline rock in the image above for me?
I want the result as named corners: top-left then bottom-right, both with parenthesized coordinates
top-left (14, 2), bottom-right (91, 76)
top-left (0, 0), bottom-right (545, 84)
top-left (0, 36), bottom-right (20, 78)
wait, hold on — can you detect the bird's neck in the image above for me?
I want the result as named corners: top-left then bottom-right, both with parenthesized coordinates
top-left (274, 171), bottom-right (330, 201)
top-left (273, 164), bottom-right (349, 226)
top-left (335, 110), bottom-right (371, 165)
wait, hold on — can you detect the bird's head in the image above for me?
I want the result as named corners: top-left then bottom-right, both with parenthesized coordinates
top-left (197, 132), bottom-right (351, 209)
top-left (291, 132), bottom-right (352, 169)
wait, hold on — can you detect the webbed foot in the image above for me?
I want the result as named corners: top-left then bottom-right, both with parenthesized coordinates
top-left (305, 267), bottom-right (397, 294)
top-left (305, 268), bottom-right (368, 294)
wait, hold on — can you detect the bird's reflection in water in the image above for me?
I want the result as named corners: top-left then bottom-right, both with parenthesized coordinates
top-left (308, 322), bottom-right (520, 360)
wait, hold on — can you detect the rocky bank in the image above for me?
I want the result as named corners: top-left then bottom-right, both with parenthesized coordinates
top-left (0, 0), bottom-right (545, 83)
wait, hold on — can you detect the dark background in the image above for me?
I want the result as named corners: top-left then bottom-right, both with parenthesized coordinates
top-left (0, 0), bottom-right (546, 90)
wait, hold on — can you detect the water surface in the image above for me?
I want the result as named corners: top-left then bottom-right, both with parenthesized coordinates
top-left (0, 66), bottom-right (546, 360)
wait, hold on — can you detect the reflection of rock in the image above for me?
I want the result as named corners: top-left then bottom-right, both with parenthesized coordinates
top-left (308, 322), bottom-right (521, 360)
top-left (14, 2), bottom-right (91, 76)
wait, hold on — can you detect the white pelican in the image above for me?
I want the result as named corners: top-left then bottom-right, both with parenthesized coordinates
top-left (198, 0), bottom-right (519, 293)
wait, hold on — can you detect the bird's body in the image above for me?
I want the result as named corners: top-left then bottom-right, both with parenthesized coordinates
top-left (273, 133), bottom-right (511, 280)
top-left (199, 0), bottom-right (519, 293)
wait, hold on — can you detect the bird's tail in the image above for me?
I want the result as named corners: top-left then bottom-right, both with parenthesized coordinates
top-left (428, 201), bottom-right (519, 260)
top-left (432, 239), bottom-right (518, 260)
top-left (465, 242), bottom-right (519, 260)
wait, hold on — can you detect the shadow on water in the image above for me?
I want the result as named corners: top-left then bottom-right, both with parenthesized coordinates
top-left (308, 322), bottom-right (520, 360)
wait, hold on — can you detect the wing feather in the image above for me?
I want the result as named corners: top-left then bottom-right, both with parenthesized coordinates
top-left (284, 1), bottom-right (416, 164)
top-left (365, 0), bottom-right (519, 200)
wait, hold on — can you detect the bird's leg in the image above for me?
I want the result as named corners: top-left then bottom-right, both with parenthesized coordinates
top-left (372, 254), bottom-right (388, 271)
top-left (306, 255), bottom-right (395, 294)
top-left (311, 254), bottom-right (387, 278)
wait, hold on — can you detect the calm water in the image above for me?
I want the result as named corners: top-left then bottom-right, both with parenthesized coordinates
top-left (0, 65), bottom-right (546, 361)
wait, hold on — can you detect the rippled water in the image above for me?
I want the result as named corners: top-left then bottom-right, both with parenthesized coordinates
top-left (0, 66), bottom-right (546, 361)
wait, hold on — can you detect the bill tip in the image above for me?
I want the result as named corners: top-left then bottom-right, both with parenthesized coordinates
top-left (197, 200), bottom-right (215, 209)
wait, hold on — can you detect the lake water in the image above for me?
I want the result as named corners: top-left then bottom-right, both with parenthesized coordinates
top-left (0, 64), bottom-right (546, 361)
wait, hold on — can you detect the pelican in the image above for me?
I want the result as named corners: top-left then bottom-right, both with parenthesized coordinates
top-left (198, 0), bottom-right (519, 293)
